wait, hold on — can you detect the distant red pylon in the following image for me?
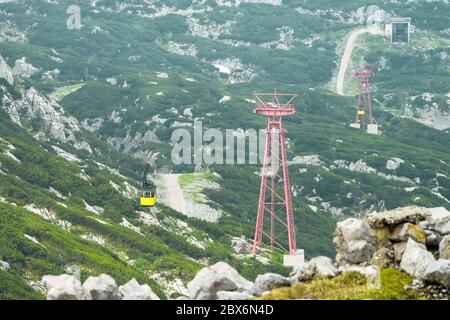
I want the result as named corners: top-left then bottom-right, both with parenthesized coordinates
top-left (251, 92), bottom-right (298, 255)
top-left (354, 68), bottom-right (374, 128)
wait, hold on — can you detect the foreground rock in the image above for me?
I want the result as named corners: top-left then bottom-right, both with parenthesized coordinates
top-left (370, 247), bottom-right (395, 268)
top-left (83, 274), bottom-right (119, 300)
top-left (423, 260), bottom-right (450, 288)
top-left (253, 273), bottom-right (291, 296)
top-left (118, 279), bottom-right (160, 300)
top-left (216, 290), bottom-right (253, 300)
top-left (299, 256), bottom-right (338, 280)
top-left (42, 274), bottom-right (159, 300)
top-left (187, 262), bottom-right (253, 300)
top-left (42, 274), bottom-right (84, 300)
top-left (365, 206), bottom-right (428, 228)
top-left (334, 218), bottom-right (376, 265)
top-left (389, 223), bottom-right (426, 244)
top-left (426, 207), bottom-right (450, 236)
top-left (400, 238), bottom-right (435, 279)
top-left (439, 236), bottom-right (450, 259)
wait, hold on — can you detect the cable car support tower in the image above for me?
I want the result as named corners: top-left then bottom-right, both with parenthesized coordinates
top-left (251, 92), bottom-right (302, 261)
top-left (351, 67), bottom-right (379, 134)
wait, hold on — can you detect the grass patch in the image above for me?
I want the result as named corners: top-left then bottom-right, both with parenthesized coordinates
top-left (257, 268), bottom-right (419, 300)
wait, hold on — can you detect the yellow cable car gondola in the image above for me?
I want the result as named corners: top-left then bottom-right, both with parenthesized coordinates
top-left (357, 110), bottom-right (365, 115)
top-left (140, 164), bottom-right (157, 207)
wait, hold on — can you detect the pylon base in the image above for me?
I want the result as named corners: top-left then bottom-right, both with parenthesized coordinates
top-left (283, 249), bottom-right (305, 267)
top-left (367, 124), bottom-right (380, 135)
top-left (350, 123), bottom-right (361, 129)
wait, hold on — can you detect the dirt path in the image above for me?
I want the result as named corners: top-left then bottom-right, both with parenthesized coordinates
top-left (336, 27), bottom-right (384, 95)
top-left (160, 174), bottom-right (186, 213)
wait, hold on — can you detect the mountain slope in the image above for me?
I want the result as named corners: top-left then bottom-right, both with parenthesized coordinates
top-left (0, 0), bottom-right (449, 299)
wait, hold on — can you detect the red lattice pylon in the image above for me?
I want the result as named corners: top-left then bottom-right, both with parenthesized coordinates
top-left (251, 92), bottom-right (298, 255)
top-left (354, 69), bottom-right (375, 128)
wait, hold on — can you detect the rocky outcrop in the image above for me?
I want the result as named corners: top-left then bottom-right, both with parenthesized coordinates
top-left (334, 218), bottom-right (376, 265)
top-left (12, 57), bottom-right (38, 78)
top-left (0, 54), bottom-right (14, 85)
top-left (187, 262), bottom-right (253, 300)
top-left (0, 55), bottom-right (91, 152)
top-left (365, 206), bottom-right (428, 228)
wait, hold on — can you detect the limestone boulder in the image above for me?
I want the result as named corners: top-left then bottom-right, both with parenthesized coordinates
top-left (301, 256), bottom-right (338, 280)
top-left (439, 235), bottom-right (450, 260)
top-left (334, 218), bottom-right (376, 265)
top-left (423, 259), bottom-right (450, 288)
top-left (230, 236), bottom-right (251, 254)
top-left (82, 274), bottom-right (119, 300)
top-left (187, 262), bottom-right (253, 300)
top-left (42, 274), bottom-right (84, 300)
top-left (389, 223), bottom-right (426, 244)
top-left (370, 247), bottom-right (395, 268)
top-left (400, 238), bottom-right (435, 279)
top-left (393, 242), bottom-right (408, 262)
top-left (372, 227), bottom-right (392, 248)
top-left (118, 279), bottom-right (160, 300)
top-left (253, 273), bottom-right (291, 296)
top-left (216, 290), bottom-right (253, 300)
top-left (365, 206), bottom-right (428, 228)
top-left (0, 260), bottom-right (11, 271)
top-left (426, 207), bottom-right (450, 236)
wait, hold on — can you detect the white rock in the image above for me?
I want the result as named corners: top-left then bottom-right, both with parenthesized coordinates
top-left (219, 96), bottom-right (231, 104)
top-left (389, 223), bottom-right (426, 244)
top-left (365, 206), bottom-right (429, 228)
top-left (334, 218), bottom-right (376, 265)
top-left (231, 236), bottom-right (251, 254)
top-left (12, 57), bottom-right (38, 78)
top-left (439, 236), bottom-right (450, 260)
top-left (83, 274), bottom-right (119, 300)
top-left (386, 158), bottom-right (404, 170)
top-left (216, 290), bottom-right (252, 300)
top-left (118, 279), bottom-right (160, 300)
top-left (338, 265), bottom-right (379, 278)
top-left (0, 260), bottom-right (11, 271)
top-left (0, 54), bottom-right (14, 85)
top-left (400, 238), bottom-right (435, 279)
top-left (423, 259), bottom-right (450, 288)
top-left (253, 273), bottom-right (291, 296)
top-left (301, 256), bottom-right (338, 280)
top-left (187, 262), bottom-right (253, 300)
top-left (426, 207), bottom-right (450, 235)
top-left (42, 274), bottom-right (84, 300)
top-left (290, 154), bottom-right (323, 166)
